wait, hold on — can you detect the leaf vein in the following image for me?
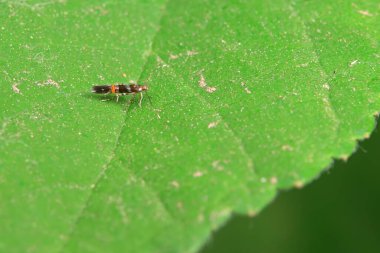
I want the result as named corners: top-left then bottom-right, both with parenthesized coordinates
top-left (57, 1), bottom-right (173, 251)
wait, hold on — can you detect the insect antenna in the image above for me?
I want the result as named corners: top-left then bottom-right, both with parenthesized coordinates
top-left (145, 90), bottom-right (153, 106)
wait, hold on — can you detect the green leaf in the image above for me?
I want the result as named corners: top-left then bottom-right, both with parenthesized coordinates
top-left (0, 0), bottom-right (378, 252)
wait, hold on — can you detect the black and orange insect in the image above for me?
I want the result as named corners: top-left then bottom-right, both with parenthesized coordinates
top-left (92, 83), bottom-right (151, 106)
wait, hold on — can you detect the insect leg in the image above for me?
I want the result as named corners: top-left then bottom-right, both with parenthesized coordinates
top-left (138, 92), bottom-right (143, 107)
top-left (126, 93), bottom-right (136, 109)
top-left (145, 91), bottom-right (153, 106)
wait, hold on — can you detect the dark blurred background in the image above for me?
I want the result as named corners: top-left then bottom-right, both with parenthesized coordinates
top-left (201, 121), bottom-right (380, 253)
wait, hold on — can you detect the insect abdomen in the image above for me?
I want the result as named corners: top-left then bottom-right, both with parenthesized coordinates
top-left (92, 85), bottom-right (111, 94)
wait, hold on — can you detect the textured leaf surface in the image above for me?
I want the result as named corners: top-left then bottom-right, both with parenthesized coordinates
top-left (0, 0), bottom-right (378, 252)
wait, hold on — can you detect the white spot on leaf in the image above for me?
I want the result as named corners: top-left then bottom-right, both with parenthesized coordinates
top-left (193, 171), bottom-right (203, 178)
top-left (169, 54), bottom-right (179, 59)
top-left (247, 210), bottom-right (257, 217)
top-left (206, 86), bottom-right (217, 93)
top-left (212, 160), bottom-right (224, 171)
top-left (281, 145), bottom-right (293, 151)
top-left (349, 60), bottom-right (359, 67)
top-left (358, 10), bottom-right (372, 16)
top-left (198, 74), bottom-right (217, 93)
top-left (187, 50), bottom-right (198, 56)
top-left (36, 79), bottom-right (60, 88)
top-left (12, 83), bottom-right (21, 94)
top-left (171, 180), bottom-right (180, 188)
top-left (199, 74), bottom-right (207, 88)
top-left (270, 177), bottom-right (278, 185)
top-left (208, 121), bottom-right (219, 129)
top-left (197, 213), bottom-right (205, 223)
top-left (294, 180), bottom-right (304, 188)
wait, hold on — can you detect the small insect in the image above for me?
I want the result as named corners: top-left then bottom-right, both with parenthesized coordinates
top-left (92, 83), bottom-right (151, 107)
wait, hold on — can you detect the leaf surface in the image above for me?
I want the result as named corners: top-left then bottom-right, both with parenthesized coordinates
top-left (0, 0), bottom-right (378, 252)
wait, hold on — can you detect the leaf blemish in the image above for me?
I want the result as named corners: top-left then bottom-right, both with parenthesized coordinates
top-left (153, 109), bottom-right (162, 119)
top-left (206, 86), bottom-right (217, 93)
top-left (12, 83), bottom-right (21, 94)
top-left (197, 213), bottom-right (205, 223)
top-left (176, 202), bottom-right (184, 210)
top-left (270, 177), bottom-right (278, 185)
top-left (199, 74), bottom-right (216, 93)
top-left (294, 180), bottom-right (304, 189)
top-left (169, 54), bottom-right (179, 59)
top-left (169, 50), bottom-right (198, 60)
top-left (349, 60), bottom-right (359, 67)
top-left (199, 74), bottom-right (207, 88)
top-left (187, 50), bottom-right (198, 56)
top-left (296, 63), bottom-right (309, 68)
top-left (244, 87), bottom-right (251, 94)
top-left (357, 10), bottom-right (373, 16)
top-left (208, 121), bottom-right (219, 129)
top-left (193, 171), bottom-right (203, 178)
top-left (170, 180), bottom-right (180, 188)
top-left (35, 79), bottom-right (60, 88)
top-left (211, 160), bottom-right (224, 171)
top-left (281, 144), bottom-right (293, 151)
top-left (322, 83), bottom-right (330, 90)
top-left (156, 56), bottom-right (168, 67)
top-left (248, 210), bottom-right (257, 217)
top-left (241, 82), bottom-right (252, 94)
